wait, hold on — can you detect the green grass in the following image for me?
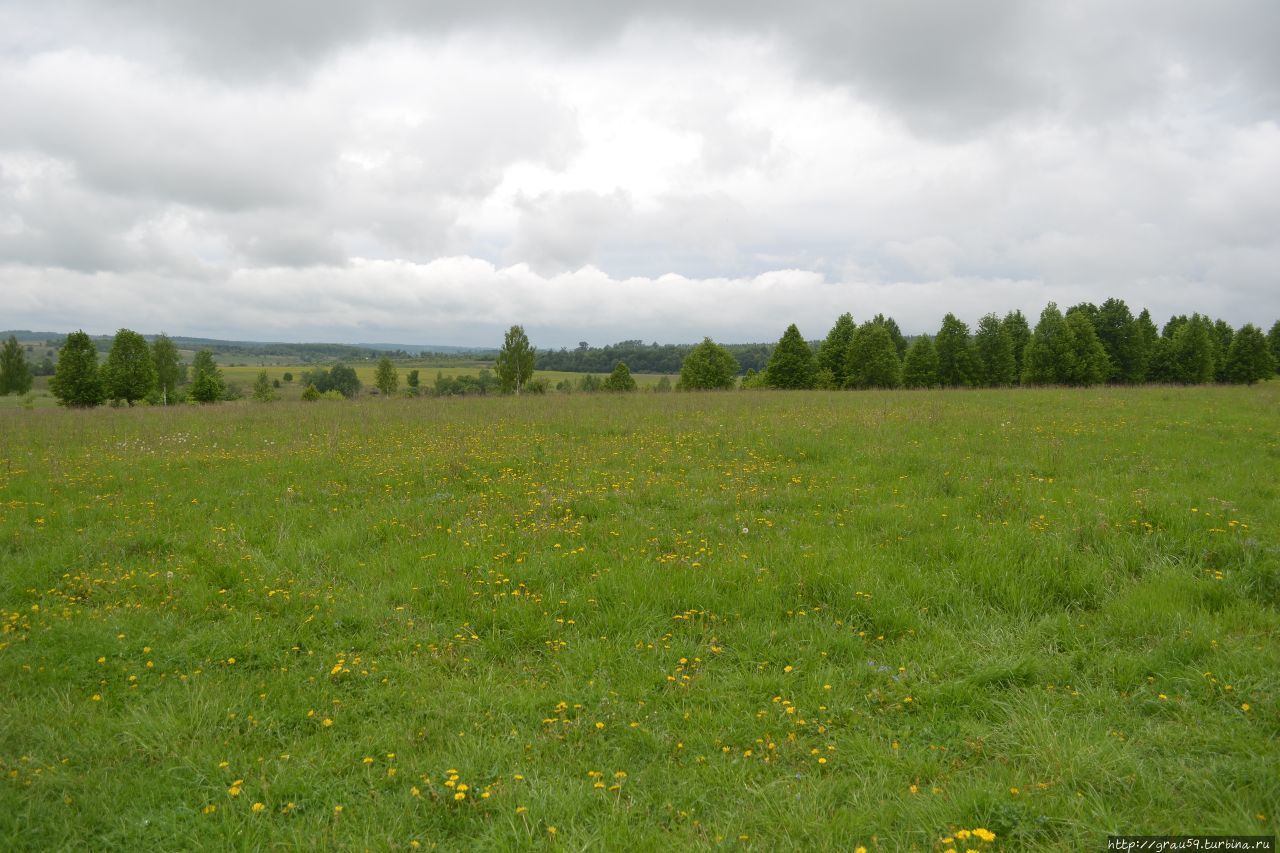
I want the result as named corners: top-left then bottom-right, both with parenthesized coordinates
top-left (1, 386), bottom-right (1277, 850)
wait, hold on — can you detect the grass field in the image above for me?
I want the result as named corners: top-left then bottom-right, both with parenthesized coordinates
top-left (1, 387), bottom-right (1277, 850)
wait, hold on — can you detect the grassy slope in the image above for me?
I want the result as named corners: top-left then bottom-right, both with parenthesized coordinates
top-left (1, 387), bottom-right (1277, 850)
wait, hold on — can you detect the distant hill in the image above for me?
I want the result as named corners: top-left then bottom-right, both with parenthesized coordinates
top-left (1, 331), bottom-right (496, 363)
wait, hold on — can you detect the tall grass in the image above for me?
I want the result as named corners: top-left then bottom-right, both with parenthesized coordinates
top-left (1, 386), bottom-right (1276, 849)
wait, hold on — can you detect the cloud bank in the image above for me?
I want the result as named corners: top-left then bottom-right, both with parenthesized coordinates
top-left (2, 1), bottom-right (1278, 345)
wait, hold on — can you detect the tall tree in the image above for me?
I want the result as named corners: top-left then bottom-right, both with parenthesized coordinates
top-left (189, 350), bottom-right (225, 403)
top-left (1167, 316), bottom-right (1215, 384)
top-left (374, 356), bottom-right (399, 396)
top-left (679, 338), bottom-right (739, 390)
top-left (765, 324), bottom-right (817, 389)
top-left (0, 335), bottom-right (33, 396)
top-left (902, 335), bottom-right (939, 388)
top-left (603, 361), bottom-right (637, 392)
top-left (50, 330), bottom-right (105, 408)
top-left (1211, 319), bottom-right (1234, 382)
top-left (846, 322), bottom-right (901, 389)
top-left (151, 333), bottom-right (181, 404)
top-left (496, 325), bottom-right (536, 394)
top-left (1222, 324), bottom-right (1276, 385)
top-left (1268, 320), bottom-right (1280, 368)
top-left (1132, 309), bottom-right (1159, 383)
top-left (1001, 310), bottom-right (1032, 380)
top-left (102, 328), bottom-right (156, 405)
top-left (816, 313), bottom-right (856, 387)
top-left (1063, 311), bottom-right (1110, 386)
top-left (871, 314), bottom-right (908, 359)
top-left (973, 313), bottom-right (1016, 386)
top-left (934, 314), bottom-right (976, 388)
top-left (1022, 303), bottom-right (1074, 386)
top-left (1094, 298), bottom-right (1138, 383)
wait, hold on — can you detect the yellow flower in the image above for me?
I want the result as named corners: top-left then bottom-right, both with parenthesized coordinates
top-left (973, 828), bottom-right (996, 842)
top-left (322, 718), bottom-right (333, 727)
top-left (362, 756), bottom-right (374, 765)
top-left (1010, 787), bottom-right (1020, 796)
top-left (227, 658), bottom-right (235, 665)
top-left (516, 806), bottom-right (528, 814)
top-left (547, 826), bottom-right (557, 835)
top-left (227, 785), bottom-right (241, 797)
top-left (202, 804), bottom-right (217, 815)
top-left (1241, 703), bottom-right (1251, 712)
top-left (333, 805), bottom-right (343, 815)
top-left (454, 791), bottom-right (466, 801)
top-left (410, 786), bottom-right (420, 798)
top-left (251, 802), bottom-right (265, 813)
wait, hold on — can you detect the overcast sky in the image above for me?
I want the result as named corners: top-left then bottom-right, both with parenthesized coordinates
top-left (2, 1), bottom-right (1278, 347)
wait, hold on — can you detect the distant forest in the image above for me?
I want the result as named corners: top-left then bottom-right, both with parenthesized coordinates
top-left (537, 340), bottom-right (775, 374)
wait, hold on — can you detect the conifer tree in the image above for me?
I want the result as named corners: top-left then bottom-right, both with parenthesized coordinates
top-left (1094, 298), bottom-right (1139, 383)
top-left (1132, 309), bottom-right (1159, 383)
top-left (0, 335), bottom-right (33, 396)
top-left (603, 361), bottom-right (637, 391)
top-left (1223, 324), bottom-right (1276, 384)
top-left (870, 314), bottom-right (908, 359)
top-left (765, 324), bottom-right (816, 389)
top-left (816, 313), bottom-right (855, 387)
top-left (973, 313), bottom-right (1016, 386)
top-left (102, 328), bottom-right (156, 405)
top-left (902, 335), bottom-right (939, 388)
top-left (50, 330), bottom-right (105, 407)
top-left (1022, 303), bottom-right (1075, 386)
top-left (846, 322), bottom-right (901, 389)
top-left (935, 314), bottom-right (976, 387)
top-left (252, 370), bottom-right (277, 401)
top-left (1001, 310), bottom-right (1031, 379)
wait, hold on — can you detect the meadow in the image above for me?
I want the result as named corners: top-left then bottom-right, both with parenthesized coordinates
top-left (1, 386), bottom-right (1277, 850)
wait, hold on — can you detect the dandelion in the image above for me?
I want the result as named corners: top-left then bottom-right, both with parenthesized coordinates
top-left (251, 802), bottom-right (265, 813)
top-left (202, 804), bottom-right (217, 815)
top-left (333, 805), bottom-right (343, 815)
top-left (516, 806), bottom-right (528, 814)
top-left (322, 718), bottom-right (333, 727)
top-left (410, 786), bottom-right (421, 798)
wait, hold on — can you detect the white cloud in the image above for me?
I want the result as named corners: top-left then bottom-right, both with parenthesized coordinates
top-left (1, 2), bottom-right (1279, 344)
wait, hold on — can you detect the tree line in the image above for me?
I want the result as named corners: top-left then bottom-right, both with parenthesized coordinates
top-left (737, 303), bottom-right (1277, 390)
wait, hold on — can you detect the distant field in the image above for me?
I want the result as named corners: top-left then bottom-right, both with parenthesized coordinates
top-left (1, 386), bottom-right (1276, 849)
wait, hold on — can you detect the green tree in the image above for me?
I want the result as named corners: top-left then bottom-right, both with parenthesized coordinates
top-left (374, 356), bottom-right (399, 397)
top-left (325, 364), bottom-right (362, 398)
top-left (578, 373), bottom-right (602, 393)
top-left (902, 334), bottom-right (939, 388)
top-left (1268, 320), bottom-right (1280, 368)
top-left (51, 331), bottom-right (106, 407)
top-left (1132, 309), bottom-right (1159, 383)
top-left (496, 325), bottom-right (536, 394)
top-left (871, 314), bottom-right (908, 359)
top-left (816, 313), bottom-right (855, 386)
top-left (1001, 310), bottom-right (1032, 379)
top-left (282, 371), bottom-right (294, 383)
top-left (1063, 311), bottom-right (1110, 386)
top-left (654, 376), bottom-right (672, 392)
top-left (102, 328), bottom-right (156, 405)
top-left (189, 350), bottom-right (225, 403)
top-left (935, 314), bottom-right (976, 387)
top-left (973, 313), bottom-right (1016, 386)
top-left (1167, 316), bottom-right (1215, 384)
top-left (1211, 319), bottom-right (1234, 382)
top-left (1222, 324), bottom-right (1276, 384)
top-left (301, 383), bottom-right (321, 401)
top-left (151, 333), bottom-right (181, 404)
top-left (765, 324), bottom-right (816, 389)
top-left (252, 370), bottom-right (277, 402)
top-left (679, 338), bottom-right (739, 390)
top-left (0, 335), bottom-right (33, 395)
top-left (846, 322), bottom-right (901, 389)
top-left (406, 369), bottom-right (420, 389)
top-left (603, 361), bottom-right (637, 392)
top-left (1022, 303), bottom-right (1074, 386)
top-left (1094, 299), bottom-right (1138, 383)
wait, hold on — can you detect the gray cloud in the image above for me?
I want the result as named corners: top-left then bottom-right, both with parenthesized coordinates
top-left (2, 0), bottom-right (1278, 343)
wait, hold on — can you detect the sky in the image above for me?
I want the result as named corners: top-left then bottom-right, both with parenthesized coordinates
top-left (2, 1), bottom-right (1278, 348)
